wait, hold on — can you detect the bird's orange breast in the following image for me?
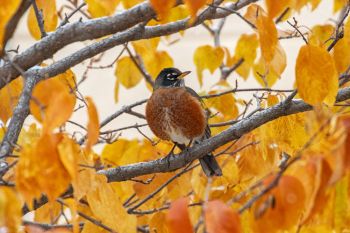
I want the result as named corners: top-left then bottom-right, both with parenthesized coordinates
top-left (145, 87), bottom-right (207, 145)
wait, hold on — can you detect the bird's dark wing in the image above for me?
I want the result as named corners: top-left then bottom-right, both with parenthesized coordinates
top-left (184, 87), bottom-right (222, 176)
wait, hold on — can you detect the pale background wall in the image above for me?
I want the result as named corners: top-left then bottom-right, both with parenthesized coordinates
top-left (7, 0), bottom-right (335, 139)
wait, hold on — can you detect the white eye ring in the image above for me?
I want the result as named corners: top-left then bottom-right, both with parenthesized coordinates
top-left (166, 73), bottom-right (176, 80)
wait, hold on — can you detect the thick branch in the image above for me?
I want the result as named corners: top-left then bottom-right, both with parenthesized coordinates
top-left (0, 0), bottom-right (259, 89)
top-left (0, 1), bottom-right (156, 88)
top-left (99, 87), bottom-right (350, 182)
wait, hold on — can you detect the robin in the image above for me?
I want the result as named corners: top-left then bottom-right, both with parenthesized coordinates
top-left (145, 67), bottom-right (222, 176)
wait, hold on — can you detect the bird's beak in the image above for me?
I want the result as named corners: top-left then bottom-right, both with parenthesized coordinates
top-left (178, 71), bottom-right (191, 79)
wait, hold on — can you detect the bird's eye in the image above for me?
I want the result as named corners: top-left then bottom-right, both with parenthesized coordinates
top-left (166, 73), bottom-right (176, 80)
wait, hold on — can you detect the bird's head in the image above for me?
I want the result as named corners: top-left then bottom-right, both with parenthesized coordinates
top-left (154, 68), bottom-right (191, 89)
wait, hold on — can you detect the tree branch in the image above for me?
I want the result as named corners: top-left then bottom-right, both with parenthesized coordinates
top-left (99, 87), bottom-right (350, 182)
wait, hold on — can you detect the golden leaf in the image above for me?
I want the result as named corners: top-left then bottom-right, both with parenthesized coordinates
top-left (0, 77), bottom-right (23, 123)
top-left (244, 4), bottom-right (265, 26)
top-left (150, 0), bottom-right (176, 21)
top-left (205, 200), bottom-right (242, 233)
top-left (166, 197), bottom-right (193, 233)
top-left (144, 50), bottom-right (174, 79)
top-left (85, 0), bottom-right (120, 18)
top-left (265, 0), bottom-right (292, 19)
top-left (0, 187), bottom-right (21, 233)
top-left (256, 13), bottom-right (278, 64)
top-left (150, 212), bottom-right (170, 233)
top-left (333, 37), bottom-right (350, 74)
top-left (193, 45), bottom-right (224, 86)
top-left (132, 38), bottom-right (160, 58)
top-left (86, 175), bottom-right (137, 233)
top-left (85, 97), bottom-right (99, 152)
top-left (232, 34), bottom-right (259, 80)
top-left (334, 0), bottom-right (348, 13)
top-left (57, 136), bottom-right (79, 187)
top-left (0, 0), bottom-right (21, 52)
top-left (121, 0), bottom-right (142, 9)
top-left (183, 0), bottom-right (207, 20)
top-left (308, 24), bottom-right (334, 48)
top-left (16, 133), bottom-right (70, 204)
top-left (295, 45), bottom-right (338, 106)
top-left (115, 56), bottom-right (143, 88)
top-left (34, 202), bottom-right (61, 224)
top-left (27, 0), bottom-right (58, 40)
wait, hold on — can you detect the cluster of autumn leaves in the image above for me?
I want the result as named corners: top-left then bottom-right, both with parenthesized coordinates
top-left (1, 0), bottom-right (350, 232)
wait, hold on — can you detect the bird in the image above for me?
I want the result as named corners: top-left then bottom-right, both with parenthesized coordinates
top-left (145, 67), bottom-right (222, 177)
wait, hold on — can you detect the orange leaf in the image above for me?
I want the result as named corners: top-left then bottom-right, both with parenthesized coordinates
top-left (166, 197), bottom-right (193, 233)
top-left (0, 0), bottom-right (21, 53)
top-left (256, 13), bottom-right (278, 64)
top-left (27, 0), bottom-right (58, 40)
top-left (265, 0), bottom-right (292, 19)
top-left (150, 0), bottom-right (176, 20)
top-left (253, 175), bottom-right (306, 233)
top-left (0, 77), bottom-right (23, 123)
top-left (183, 0), bottom-right (207, 20)
top-left (0, 187), bottom-right (22, 233)
top-left (295, 44), bottom-right (338, 105)
top-left (244, 4), bottom-right (265, 26)
top-left (205, 200), bottom-right (242, 233)
top-left (86, 97), bottom-right (99, 152)
top-left (30, 69), bottom-right (76, 132)
top-left (16, 133), bottom-right (70, 204)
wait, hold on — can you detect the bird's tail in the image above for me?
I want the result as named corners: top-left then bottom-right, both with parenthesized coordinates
top-left (177, 126), bottom-right (222, 177)
top-left (199, 154), bottom-right (222, 177)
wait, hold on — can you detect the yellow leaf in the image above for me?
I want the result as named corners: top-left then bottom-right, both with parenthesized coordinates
top-left (0, 77), bottom-right (23, 123)
top-left (101, 139), bottom-right (140, 165)
top-left (150, 212), bottom-right (170, 233)
top-left (132, 38), bottom-right (160, 57)
top-left (333, 37), bottom-right (350, 74)
top-left (114, 79), bottom-right (119, 103)
top-left (86, 97), bottom-right (99, 152)
top-left (34, 202), bottom-right (61, 224)
top-left (292, 0), bottom-right (309, 11)
top-left (206, 92), bottom-right (239, 120)
top-left (310, 0), bottom-right (322, 10)
top-left (265, 0), bottom-right (292, 19)
top-left (163, 5), bottom-right (190, 24)
top-left (205, 200), bottom-right (242, 233)
top-left (308, 24), bottom-right (334, 48)
top-left (0, 187), bottom-right (21, 233)
top-left (121, 0), bottom-right (142, 9)
top-left (58, 136), bottom-right (79, 186)
top-left (85, 0), bottom-right (120, 18)
top-left (86, 175), bottom-right (137, 233)
top-left (115, 56), bottom-right (142, 88)
top-left (183, 0), bottom-right (207, 20)
top-left (253, 57), bottom-right (279, 87)
top-left (16, 133), bottom-right (70, 203)
top-left (0, 0), bottom-right (21, 52)
top-left (270, 43), bottom-right (287, 76)
top-left (256, 13), bottom-right (278, 64)
top-left (144, 50), bottom-right (174, 79)
top-left (27, 0), bottom-right (58, 40)
top-left (232, 34), bottom-right (259, 79)
top-left (150, 0), bottom-right (176, 21)
top-left (166, 197), bottom-right (193, 233)
top-left (193, 45), bottom-right (224, 86)
top-left (295, 45), bottom-right (338, 105)
top-left (334, 0), bottom-right (348, 13)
